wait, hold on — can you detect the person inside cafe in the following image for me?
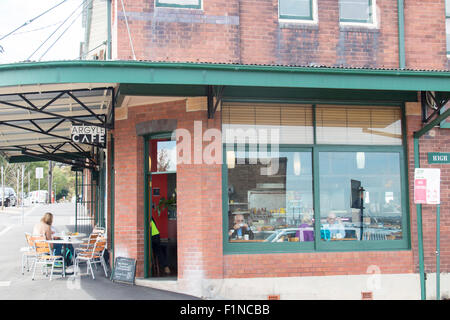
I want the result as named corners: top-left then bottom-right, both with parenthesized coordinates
top-left (151, 217), bottom-right (171, 275)
top-left (32, 212), bottom-right (74, 266)
top-left (295, 213), bottom-right (314, 241)
top-left (228, 213), bottom-right (254, 240)
top-left (322, 212), bottom-right (346, 240)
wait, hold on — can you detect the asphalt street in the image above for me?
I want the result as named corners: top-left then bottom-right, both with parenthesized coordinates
top-left (0, 202), bottom-right (199, 300)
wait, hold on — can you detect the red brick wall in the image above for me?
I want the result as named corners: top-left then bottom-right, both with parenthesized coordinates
top-left (113, 100), bottom-right (223, 278)
top-left (404, 0), bottom-right (447, 70)
top-left (113, 0), bottom-right (412, 68)
top-left (224, 251), bottom-right (414, 278)
top-left (406, 107), bottom-right (450, 274)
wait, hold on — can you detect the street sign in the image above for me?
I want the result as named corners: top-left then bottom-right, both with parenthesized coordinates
top-left (71, 125), bottom-right (106, 147)
top-left (414, 168), bottom-right (440, 204)
top-left (35, 167), bottom-right (43, 179)
top-left (428, 152), bottom-right (450, 164)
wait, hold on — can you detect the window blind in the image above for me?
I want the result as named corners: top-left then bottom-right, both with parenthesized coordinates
top-left (222, 103), bottom-right (314, 144)
top-left (316, 105), bottom-right (402, 145)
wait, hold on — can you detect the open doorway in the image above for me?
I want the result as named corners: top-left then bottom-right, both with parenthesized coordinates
top-left (147, 136), bottom-right (177, 278)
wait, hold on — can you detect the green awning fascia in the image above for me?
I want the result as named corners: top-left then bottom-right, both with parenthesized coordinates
top-left (2, 60), bottom-right (450, 91)
top-left (7, 152), bottom-right (90, 164)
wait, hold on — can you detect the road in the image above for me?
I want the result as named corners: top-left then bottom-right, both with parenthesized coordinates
top-left (0, 202), bottom-right (199, 300)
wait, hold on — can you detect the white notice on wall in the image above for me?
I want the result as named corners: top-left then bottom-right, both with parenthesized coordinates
top-left (414, 168), bottom-right (440, 205)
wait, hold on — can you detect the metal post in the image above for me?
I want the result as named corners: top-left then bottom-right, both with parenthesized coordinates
top-left (436, 204), bottom-right (440, 300)
top-left (75, 171), bottom-right (78, 233)
top-left (21, 165), bottom-right (24, 225)
top-left (414, 137), bottom-right (426, 300)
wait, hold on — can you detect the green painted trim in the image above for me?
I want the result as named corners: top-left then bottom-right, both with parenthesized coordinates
top-left (414, 137), bottom-right (426, 300)
top-left (149, 131), bottom-right (175, 140)
top-left (279, 0), bottom-right (314, 21)
top-left (414, 107), bottom-right (450, 138)
top-left (8, 152), bottom-right (90, 163)
top-left (439, 106), bottom-right (450, 128)
top-left (107, 0), bottom-right (112, 60)
top-left (222, 141), bottom-right (408, 254)
top-left (144, 136), bottom-right (150, 278)
top-left (155, 0), bottom-right (201, 9)
top-left (3, 60), bottom-right (450, 91)
top-left (398, 0), bottom-right (406, 69)
top-left (110, 136), bottom-right (115, 264)
top-left (401, 104), bottom-right (411, 249)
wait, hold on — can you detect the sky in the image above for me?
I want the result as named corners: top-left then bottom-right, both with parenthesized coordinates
top-left (0, 0), bottom-right (85, 64)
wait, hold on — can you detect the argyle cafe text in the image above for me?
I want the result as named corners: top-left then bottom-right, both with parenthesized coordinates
top-left (71, 125), bottom-right (106, 146)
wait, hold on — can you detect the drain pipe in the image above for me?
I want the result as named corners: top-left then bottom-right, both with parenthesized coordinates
top-left (398, 0), bottom-right (406, 69)
top-left (413, 106), bottom-right (450, 300)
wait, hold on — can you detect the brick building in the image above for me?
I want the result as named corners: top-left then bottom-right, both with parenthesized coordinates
top-left (2, 0), bottom-right (450, 299)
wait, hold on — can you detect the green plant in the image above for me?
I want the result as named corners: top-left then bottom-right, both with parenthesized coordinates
top-left (156, 190), bottom-right (176, 217)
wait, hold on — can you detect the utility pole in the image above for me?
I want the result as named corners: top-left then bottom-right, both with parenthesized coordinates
top-left (47, 161), bottom-right (53, 204)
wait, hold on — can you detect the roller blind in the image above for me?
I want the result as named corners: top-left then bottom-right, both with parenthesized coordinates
top-left (222, 103), bottom-right (314, 144)
top-left (316, 105), bottom-right (402, 145)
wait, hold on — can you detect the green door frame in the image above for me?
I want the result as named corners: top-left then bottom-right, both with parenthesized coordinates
top-left (143, 131), bottom-right (174, 278)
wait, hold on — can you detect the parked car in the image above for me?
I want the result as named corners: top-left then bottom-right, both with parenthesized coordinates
top-left (0, 187), bottom-right (17, 207)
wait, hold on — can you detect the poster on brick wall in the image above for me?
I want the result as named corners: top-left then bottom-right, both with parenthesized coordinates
top-left (414, 168), bottom-right (440, 205)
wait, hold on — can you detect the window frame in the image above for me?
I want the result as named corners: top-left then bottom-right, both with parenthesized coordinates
top-left (222, 103), bottom-right (410, 255)
top-left (278, 0), bottom-right (318, 24)
top-left (339, 0), bottom-right (377, 27)
top-left (155, 0), bottom-right (202, 9)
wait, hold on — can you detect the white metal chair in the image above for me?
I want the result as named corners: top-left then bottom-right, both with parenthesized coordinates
top-left (31, 240), bottom-right (65, 281)
top-left (74, 238), bottom-right (107, 279)
top-left (21, 233), bottom-right (44, 274)
top-left (75, 232), bottom-right (100, 256)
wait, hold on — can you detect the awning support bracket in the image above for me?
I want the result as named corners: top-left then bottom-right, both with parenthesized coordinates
top-left (207, 85), bottom-right (225, 119)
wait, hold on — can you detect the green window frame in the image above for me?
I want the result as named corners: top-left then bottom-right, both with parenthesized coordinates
top-left (339, 0), bottom-right (374, 24)
top-left (279, 0), bottom-right (315, 21)
top-left (155, 0), bottom-right (202, 9)
top-left (222, 103), bottom-right (410, 255)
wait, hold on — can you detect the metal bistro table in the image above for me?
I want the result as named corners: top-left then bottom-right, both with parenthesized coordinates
top-left (46, 237), bottom-right (84, 275)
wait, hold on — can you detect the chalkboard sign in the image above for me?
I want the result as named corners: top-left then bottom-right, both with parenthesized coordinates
top-left (111, 257), bottom-right (136, 285)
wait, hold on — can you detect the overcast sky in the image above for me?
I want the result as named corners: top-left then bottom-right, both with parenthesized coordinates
top-left (0, 0), bottom-right (85, 64)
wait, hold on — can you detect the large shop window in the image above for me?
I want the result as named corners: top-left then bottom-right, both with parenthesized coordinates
top-left (223, 103), bottom-right (407, 253)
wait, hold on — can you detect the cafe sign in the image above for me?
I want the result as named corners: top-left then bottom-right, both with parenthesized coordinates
top-left (428, 152), bottom-right (450, 164)
top-left (71, 125), bottom-right (106, 147)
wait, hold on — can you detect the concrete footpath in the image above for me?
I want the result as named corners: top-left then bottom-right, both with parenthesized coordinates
top-left (0, 202), bottom-right (199, 300)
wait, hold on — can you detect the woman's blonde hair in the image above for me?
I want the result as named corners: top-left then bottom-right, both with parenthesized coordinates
top-left (301, 213), bottom-right (312, 225)
top-left (41, 212), bottom-right (53, 225)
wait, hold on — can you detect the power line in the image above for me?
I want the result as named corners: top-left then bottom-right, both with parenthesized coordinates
top-left (12, 21), bottom-right (65, 36)
top-left (38, 1), bottom-right (89, 61)
top-left (0, 0), bottom-right (68, 41)
top-left (27, 0), bottom-right (88, 61)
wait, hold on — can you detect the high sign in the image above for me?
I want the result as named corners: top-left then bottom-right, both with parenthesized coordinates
top-left (428, 153), bottom-right (450, 164)
top-left (414, 168), bottom-right (440, 205)
top-left (71, 125), bottom-right (106, 147)
top-left (35, 167), bottom-right (43, 179)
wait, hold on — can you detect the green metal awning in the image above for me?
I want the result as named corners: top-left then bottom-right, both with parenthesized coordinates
top-left (1, 60), bottom-right (450, 92)
top-left (1, 60), bottom-right (450, 164)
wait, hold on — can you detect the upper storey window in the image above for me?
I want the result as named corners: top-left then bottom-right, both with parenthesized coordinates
top-left (155, 0), bottom-right (202, 9)
top-left (339, 0), bottom-right (374, 24)
top-left (279, 0), bottom-right (317, 22)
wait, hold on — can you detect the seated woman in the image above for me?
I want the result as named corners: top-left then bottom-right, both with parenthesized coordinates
top-left (32, 212), bottom-right (74, 266)
top-left (296, 213), bottom-right (314, 241)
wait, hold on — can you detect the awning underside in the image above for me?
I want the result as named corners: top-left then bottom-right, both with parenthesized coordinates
top-left (0, 83), bottom-right (115, 168)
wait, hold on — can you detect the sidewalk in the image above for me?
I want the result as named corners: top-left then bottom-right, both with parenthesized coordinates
top-left (0, 203), bottom-right (199, 300)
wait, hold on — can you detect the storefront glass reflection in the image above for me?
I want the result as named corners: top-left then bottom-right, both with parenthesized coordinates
top-left (227, 150), bottom-right (313, 243)
top-left (319, 152), bottom-right (403, 241)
